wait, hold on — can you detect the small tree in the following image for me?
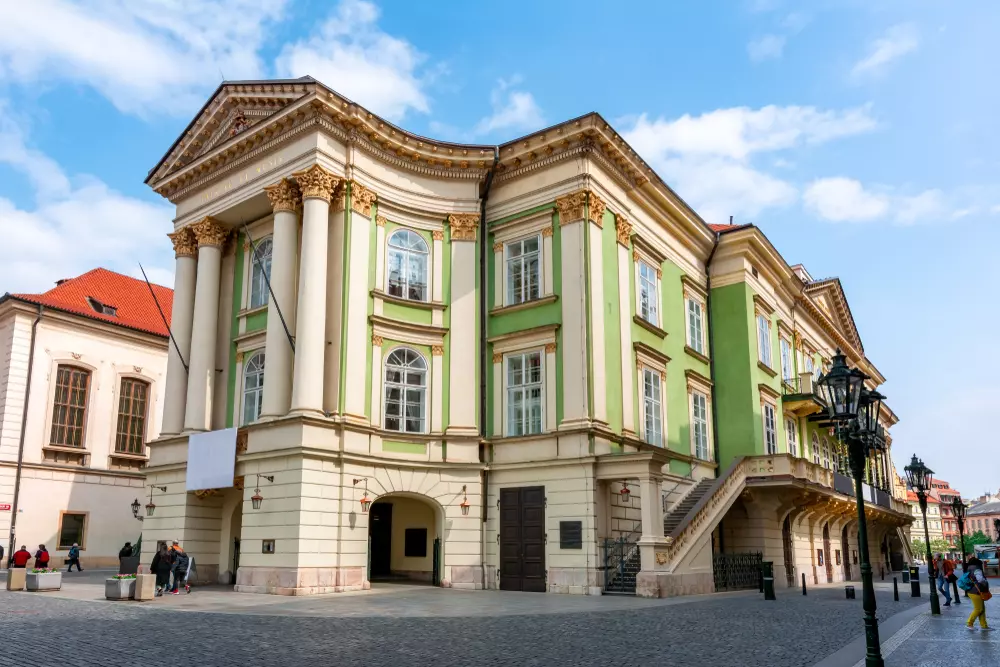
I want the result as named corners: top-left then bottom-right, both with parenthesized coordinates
top-left (929, 538), bottom-right (951, 555)
top-left (911, 538), bottom-right (926, 559)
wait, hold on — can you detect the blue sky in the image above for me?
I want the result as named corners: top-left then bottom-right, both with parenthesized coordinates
top-left (1, 0), bottom-right (998, 494)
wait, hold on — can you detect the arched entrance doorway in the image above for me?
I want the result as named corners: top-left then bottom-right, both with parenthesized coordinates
top-left (782, 515), bottom-right (795, 587)
top-left (841, 524), bottom-right (852, 580)
top-left (219, 489), bottom-right (243, 586)
top-left (822, 523), bottom-right (833, 583)
top-left (368, 493), bottom-right (442, 585)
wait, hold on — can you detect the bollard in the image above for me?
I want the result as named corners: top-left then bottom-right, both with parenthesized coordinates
top-left (880, 566), bottom-right (885, 581)
top-left (893, 577), bottom-right (899, 601)
top-left (845, 585), bottom-right (856, 599)
top-left (802, 572), bottom-right (807, 596)
top-left (761, 561), bottom-right (775, 600)
top-left (902, 567), bottom-right (910, 584)
top-left (909, 565), bottom-right (921, 597)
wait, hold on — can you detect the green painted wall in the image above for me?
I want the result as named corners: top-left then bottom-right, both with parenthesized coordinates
top-left (245, 309), bottom-right (267, 332)
top-left (709, 282), bottom-right (757, 466)
top-left (442, 220), bottom-right (452, 432)
top-left (364, 201), bottom-right (377, 420)
top-left (225, 233), bottom-right (245, 429)
top-left (383, 440), bottom-right (427, 455)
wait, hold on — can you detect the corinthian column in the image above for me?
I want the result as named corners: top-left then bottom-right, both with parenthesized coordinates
top-left (161, 227), bottom-right (197, 435)
top-left (289, 164), bottom-right (339, 415)
top-left (260, 178), bottom-right (300, 418)
top-left (446, 213), bottom-right (479, 436)
top-left (342, 181), bottom-right (377, 422)
top-left (183, 217), bottom-right (227, 432)
top-left (556, 191), bottom-right (590, 429)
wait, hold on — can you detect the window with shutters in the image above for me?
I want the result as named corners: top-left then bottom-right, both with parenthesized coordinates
top-left (115, 378), bottom-right (149, 454)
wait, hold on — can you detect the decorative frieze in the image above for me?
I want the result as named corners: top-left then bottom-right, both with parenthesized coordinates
top-left (350, 182), bottom-right (377, 217)
top-left (615, 215), bottom-right (633, 247)
top-left (167, 227), bottom-right (197, 258)
top-left (555, 191), bottom-right (587, 224)
top-left (447, 213), bottom-right (479, 241)
top-left (264, 178), bottom-right (301, 213)
top-left (292, 164), bottom-right (340, 201)
top-left (190, 217), bottom-right (228, 248)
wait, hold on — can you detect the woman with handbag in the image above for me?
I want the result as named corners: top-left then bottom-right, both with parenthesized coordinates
top-left (961, 561), bottom-right (991, 630)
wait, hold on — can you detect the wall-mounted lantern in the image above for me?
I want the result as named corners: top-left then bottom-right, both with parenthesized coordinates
top-left (251, 474), bottom-right (274, 510)
top-left (145, 485), bottom-right (167, 517)
top-left (619, 481), bottom-right (631, 503)
top-left (460, 485), bottom-right (470, 516)
top-left (353, 478), bottom-right (372, 513)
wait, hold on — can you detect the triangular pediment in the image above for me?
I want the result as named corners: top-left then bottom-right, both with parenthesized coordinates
top-left (804, 279), bottom-right (863, 354)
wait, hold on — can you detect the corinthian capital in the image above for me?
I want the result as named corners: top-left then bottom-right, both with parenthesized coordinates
top-left (264, 178), bottom-right (301, 213)
top-left (587, 192), bottom-right (606, 228)
top-left (167, 227), bottom-right (197, 258)
top-left (555, 191), bottom-right (587, 225)
top-left (615, 215), bottom-right (633, 247)
top-left (292, 164), bottom-right (340, 201)
top-left (189, 217), bottom-right (228, 248)
top-left (447, 213), bottom-right (479, 241)
top-left (350, 182), bottom-right (377, 217)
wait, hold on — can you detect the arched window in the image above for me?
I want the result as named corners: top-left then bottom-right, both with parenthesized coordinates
top-left (384, 348), bottom-right (427, 433)
top-left (386, 229), bottom-right (429, 302)
top-left (812, 433), bottom-right (820, 465)
top-left (242, 351), bottom-right (265, 425)
top-left (822, 437), bottom-right (830, 470)
top-left (249, 238), bottom-right (273, 309)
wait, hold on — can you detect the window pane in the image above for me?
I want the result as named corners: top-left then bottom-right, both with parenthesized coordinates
top-left (58, 513), bottom-right (86, 549)
top-left (51, 366), bottom-right (90, 447)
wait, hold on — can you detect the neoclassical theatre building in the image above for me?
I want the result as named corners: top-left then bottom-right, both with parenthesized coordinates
top-left (142, 77), bottom-right (912, 596)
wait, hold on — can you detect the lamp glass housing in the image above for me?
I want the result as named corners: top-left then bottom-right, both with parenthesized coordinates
top-left (816, 350), bottom-right (866, 421)
top-left (145, 502), bottom-right (156, 517)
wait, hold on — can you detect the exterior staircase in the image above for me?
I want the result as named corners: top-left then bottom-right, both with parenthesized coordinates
top-left (604, 548), bottom-right (640, 594)
top-left (663, 478), bottom-right (716, 535)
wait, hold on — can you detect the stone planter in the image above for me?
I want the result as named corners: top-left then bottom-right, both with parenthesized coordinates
top-left (105, 577), bottom-right (136, 600)
top-left (133, 573), bottom-right (156, 601)
top-left (25, 571), bottom-right (62, 591)
top-left (5, 568), bottom-right (26, 591)
top-left (119, 556), bottom-right (140, 575)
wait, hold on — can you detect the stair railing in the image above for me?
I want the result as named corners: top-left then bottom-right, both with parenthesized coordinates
top-left (603, 523), bottom-right (642, 591)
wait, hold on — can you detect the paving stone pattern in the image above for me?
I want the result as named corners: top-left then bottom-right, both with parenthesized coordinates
top-left (885, 609), bottom-right (1000, 666)
top-left (0, 587), bottom-right (922, 667)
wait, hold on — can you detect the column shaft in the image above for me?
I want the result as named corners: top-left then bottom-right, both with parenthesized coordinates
top-left (445, 213), bottom-right (479, 436)
top-left (161, 228), bottom-right (197, 435)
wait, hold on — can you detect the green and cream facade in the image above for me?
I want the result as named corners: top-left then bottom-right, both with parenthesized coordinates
top-left (142, 78), bottom-right (910, 597)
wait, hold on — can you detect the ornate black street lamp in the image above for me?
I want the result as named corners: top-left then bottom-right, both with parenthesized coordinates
top-left (131, 497), bottom-right (143, 522)
top-left (904, 455), bottom-right (941, 615)
top-left (817, 352), bottom-right (884, 667)
top-left (144, 484), bottom-right (167, 518)
top-left (952, 497), bottom-right (968, 567)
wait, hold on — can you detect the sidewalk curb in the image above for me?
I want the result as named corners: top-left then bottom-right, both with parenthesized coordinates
top-left (811, 604), bottom-right (927, 667)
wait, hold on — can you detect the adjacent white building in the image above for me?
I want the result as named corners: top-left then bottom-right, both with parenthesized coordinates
top-left (1, 269), bottom-right (170, 567)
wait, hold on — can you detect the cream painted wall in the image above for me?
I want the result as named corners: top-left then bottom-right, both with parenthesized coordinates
top-left (382, 496), bottom-right (436, 575)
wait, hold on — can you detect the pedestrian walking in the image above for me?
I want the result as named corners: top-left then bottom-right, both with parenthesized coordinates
top-left (959, 561), bottom-right (991, 630)
top-left (150, 544), bottom-right (172, 596)
top-left (169, 541), bottom-right (189, 594)
top-left (66, 543), bottom-right (83, 572)
top-left (12, 545), bottom-right (30, 568)
top-left (33, 544), bottom-right (50, 569)
top-left (935, 553), bottom-right (953, 606)
top-left (0, 543), bottom-right (5, 565)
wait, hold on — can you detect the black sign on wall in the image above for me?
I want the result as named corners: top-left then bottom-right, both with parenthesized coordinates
top-left (559, 521), bottom-right (583, 549)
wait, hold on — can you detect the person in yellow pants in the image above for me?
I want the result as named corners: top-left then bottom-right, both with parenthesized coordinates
top-left (965, 562), bottom-right (991, 630)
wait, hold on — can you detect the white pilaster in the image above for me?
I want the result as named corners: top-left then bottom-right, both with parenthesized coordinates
top-left (260, 179), bottom-right (300, 418)
top-left (290, 164), bottom-right (338, 415)
top-left (374, 215), bottom-right (387, 295)
top-left (342, 182), bottom-right (376, 422)
top-left (162, 228), bottom-right (197, 435)
top-left (587, 193), bottom-right (607, 425)
top-left (370, 336), bottom-right (384, 428)
top-left (545, 343), bottom-right (557, 432)
top-left (184, 217), bottom-right (227, 432)
top-left (431, 346), bottom-right (444, 433)
top-left (493, 243), bottom-right (503, 307)
top-left (616, 217), bottom-right (635, 434)
top-left (492, 354), bottom-right (503, 436)
top-left (542, 227), bottom-right (554, 295)
top-left (446, 214), bottom-right (480, 436)
top-left (555, 192), bottom-right (589, 429)
top-left (432, 230), bottom-right (444, 327)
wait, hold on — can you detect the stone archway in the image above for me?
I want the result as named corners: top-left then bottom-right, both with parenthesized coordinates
top-left (367, 492), bottom-right (444, 585)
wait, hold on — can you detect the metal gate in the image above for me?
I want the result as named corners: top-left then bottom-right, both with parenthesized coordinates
top-left (432, 537), bottom-right (441, 586)
top-left (713, 551), bottom-right (763, 591)
top-left (782, 516), bottom-right (795, 587)
top-left (603, 530), bottom-right (641, 594)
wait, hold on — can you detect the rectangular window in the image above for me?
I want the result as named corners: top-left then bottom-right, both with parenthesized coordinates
top-left (785, 418), bottom-right (798, 457)
top-left (115, 378), bottom-right (149, 454)
top-left (780, 338), bottom-right (793, 382)
top-left (757, 314), bottom-right (772, 367)
top-left (642, 368), bottom-right (663, 446)
top-left (506, 351), bottom-right (543, 436)
top-left (692, 391), bottom-right (709, 460)
top-left (57, 512), bottom-right (86, 550)
top-left (50, 366), bottom-right (91, 447)
top-left (686, 298), bottom-right (705, 354)
top-left (505, 236), bottom-right (541, 305)
top-left (763, 403), bottom-right (777, 454)
top-left (638, 261), bottom-right (659, 326)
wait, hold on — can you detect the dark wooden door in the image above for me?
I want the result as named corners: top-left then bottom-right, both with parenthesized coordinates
top-left (782, 516), bottom-right (794, 587)
top-left (499, 486), bottom-right (546, 592)
top-left (842, 525), bottom-right (852, 580)
top-left (823, 524), bottom-right (833, 583)
top-left (369, 502), bottom-right (392, 578)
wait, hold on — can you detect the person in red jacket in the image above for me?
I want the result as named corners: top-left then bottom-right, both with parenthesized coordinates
top-left (12, 545), bottom-right (31, 568)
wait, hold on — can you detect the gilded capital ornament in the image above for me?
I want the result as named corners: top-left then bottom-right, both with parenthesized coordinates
top-left (556, 191), bottom-right (587, 224)
top-left (190, 217), bottom-right (228, 248)
top-left (615, 215), bottom-right (633, 247)
top-left (432, 230), bottom-right (444, 241)
top-left (167, 227), bottom-right (197, 258)
top-left (447, 213), bottom-right (479, 241)
top-left (264, 178), bottom-right (301, 213)
top-left (431, 345), bottom-right (444, 356)
top-left (292, 164), bottom-right (340, 201)
top-left (375, 215), bottom-right (387, 227)
top-left (541, 226), bottom-right (554, 238)
top-left (350, 182), bottom-right (377, 217)
top-left (587, 191), bottom-right (607, 228)
top-left (330, 181), bottom-right (347, 213)
top-left (492, 242), bottom-right (503, 253)
top-left (492, 353), bottom-right (503, 364)
top-left (544, 342), bottom-right (557, 354)
top-left (372, 334), bottom-right (384, 347)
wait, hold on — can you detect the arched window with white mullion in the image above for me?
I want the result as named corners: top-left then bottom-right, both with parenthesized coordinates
top-left (242, 351), bottom-right (265, 425)
top-left (249, 237), bottom-right (273, 309)
top-left (383, 347), bottom-right (427, 433)
top-left (386, 229), bottom-right (429, 302)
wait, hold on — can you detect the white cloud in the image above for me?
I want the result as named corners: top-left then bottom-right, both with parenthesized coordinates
top-left (0, 104), bottom-right (173, 293)
top-left (747, 35), bottom-right (786, 62)
top-left (803, 177), bottom-right (889, 222)
top-left (473, 78), bottom-right (544, 136)
top-left (275, 0), bottom-right (430, 122)
top-left (852, 23), bottom-right (919, 78)
top-left (896, 189), bottom-right (946, 224)
top-left (0, 0), bottom-right (286, 116)
top-left (804, 178), bottom-right (980, 225)
top-left (991, 204), bottom-right (1000, 214)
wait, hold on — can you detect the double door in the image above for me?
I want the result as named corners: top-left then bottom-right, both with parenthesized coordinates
top-left (499, 486), bottom-right (546, 592)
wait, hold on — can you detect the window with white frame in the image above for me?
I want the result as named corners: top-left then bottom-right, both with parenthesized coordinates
top-left (785, 417), bottom-right (798, 457)
top-left (763, 403), bottom-right (777, 454)
top-left (811, 433), bottom-right (820, 464)
top-left (384, 348), bottom-right (427, 433)
top-left (822, 437), bottom-right (830, 470)
top-left (505, 235), bottom-right (541, 305)
top-left (506, 351), bottom-right (543, 436)
top-left (757, 314), bottom-right (772, 367)
top-left (780, 337), bottom-right (793, 382)
top-left (242, 351), bottom-right (265, 425)
top-left (686, 297), bottom-right (705, 354)
top-left (638, 261), bottom-right (659, 326)
top-left (249, 238), bottom-right (273, 309)
top-left (642, 367), bottom-right (663, 446)
top-left (691, 391), bottom-right (710, 460)
top-left (805, 354), bottom-right (815, 377)
top-left (387, 229), bottom-right (429, 302)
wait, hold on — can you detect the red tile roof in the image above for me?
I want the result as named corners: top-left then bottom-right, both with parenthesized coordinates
top-left (708, 223), bottom-right (754, 233)
top-left (6, 268), bottom-right (172, 338)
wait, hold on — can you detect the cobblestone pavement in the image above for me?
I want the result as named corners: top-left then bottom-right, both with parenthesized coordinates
top-left (879, 605), bottom-right (1000, 667)
top-left (0, 583), bottom-right (923, 667)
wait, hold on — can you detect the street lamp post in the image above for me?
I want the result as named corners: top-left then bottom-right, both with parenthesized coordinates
top-left (952, 497), bottom-right (968, 568)
top-left (818, 350), bottom-right (884, 667)
top-left (904, 456), bottom-right (941, 616)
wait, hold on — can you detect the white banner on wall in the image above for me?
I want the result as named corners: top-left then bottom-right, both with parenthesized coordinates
top-left (186, 427), bottom-right (237, 491)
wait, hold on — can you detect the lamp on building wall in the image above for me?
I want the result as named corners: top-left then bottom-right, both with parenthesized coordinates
top-left (144, 485), bottom-right (167, 517)
top-left (460, 485), bottom-right (471, 516)
top-left (354, 478), bottom-right (373, 513)
top-left (250, 474), bottom-right (274, 510)
top-left (904, 455), bottom-right (941, 616)
top-left (131, 497), bottom-right (143, 522)
top-left (952, 497), bottom-right (968, 566)
top-left (619, 481), bottom-right (632, 503)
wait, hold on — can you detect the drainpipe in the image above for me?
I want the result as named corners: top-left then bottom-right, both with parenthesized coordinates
top-left (7, 304), bottom-right (42, 565)
top-left (478, 148), bottom-right (500, 589)
top-left (705, 230), bottom-right (721, 470)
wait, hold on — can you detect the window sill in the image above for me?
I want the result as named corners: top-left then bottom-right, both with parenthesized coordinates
top-left (757, 361), bottom-right (777, 378)
top-left (372, 289), bottom-right (446, 311)
top-left (238, 304), bottom-right (268, 318)
top-left (633, 315), bottom-right (667, 339)
top-left (43, 444), bottom-right (88, 454)
top-left (684, 345), bottom-right (710, 365)
top-left (109, 451), bottom-right (148, 461)
top-left (490, 294), bottom-right (558, 316)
